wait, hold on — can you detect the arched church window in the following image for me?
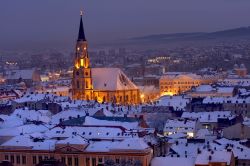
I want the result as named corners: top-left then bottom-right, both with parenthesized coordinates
top-left (86, 81), bottom-right (89, 88)
top-left (77, 81), bottom-right (80, 88)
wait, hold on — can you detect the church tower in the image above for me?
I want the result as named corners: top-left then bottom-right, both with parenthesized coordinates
top-left (72, 12), bottom-right (93, 100)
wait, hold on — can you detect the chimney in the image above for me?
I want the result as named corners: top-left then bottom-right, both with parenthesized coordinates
top-left (197, 148), bottom-right (201, 154)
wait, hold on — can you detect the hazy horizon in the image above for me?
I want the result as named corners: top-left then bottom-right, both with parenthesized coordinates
top-left (1, 0), bottom-right (250, 50)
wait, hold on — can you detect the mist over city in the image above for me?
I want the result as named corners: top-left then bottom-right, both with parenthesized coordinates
top-left (0, 1), bottom-right (250, 166)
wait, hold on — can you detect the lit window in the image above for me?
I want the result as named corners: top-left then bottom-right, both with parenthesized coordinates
top-left (187, 132), bottom-right (194, 138)
top-left (80, 59), bottom-right (84, 67)
top-left (86, 81), bottom-right (89, 88)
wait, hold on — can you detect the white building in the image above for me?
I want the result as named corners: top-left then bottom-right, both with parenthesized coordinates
top-left (164, 118), bottom-right (200, 138)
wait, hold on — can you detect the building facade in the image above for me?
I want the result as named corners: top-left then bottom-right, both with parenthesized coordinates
top-left (0, 148), bottom-right (152, 166)
top-left (160, 73), bottom-right (202, 96)
top-left (160, 72), bottom-right (221, 96)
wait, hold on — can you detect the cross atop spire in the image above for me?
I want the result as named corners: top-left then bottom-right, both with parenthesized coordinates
top-left (77, 10), bottom-right (86, 41)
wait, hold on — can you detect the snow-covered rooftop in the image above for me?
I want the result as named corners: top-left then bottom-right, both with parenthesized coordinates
top-left (195, 150), bottom-right (232, 165)
top-left (151, 157), bottom-right (194, 166)
top-left (92, 68), bottom-right (138, 91)
top-left (157, 96), bottom-right (190, 110)
top-left (181, 111), bottom-right (235, 123)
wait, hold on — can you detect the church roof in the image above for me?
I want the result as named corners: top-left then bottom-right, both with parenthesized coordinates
top-left (92, 68), bottom-right (138, 91)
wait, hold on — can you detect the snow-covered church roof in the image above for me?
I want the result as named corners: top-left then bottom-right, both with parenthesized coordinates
top-left (92, 68), bottom-right (138, 91)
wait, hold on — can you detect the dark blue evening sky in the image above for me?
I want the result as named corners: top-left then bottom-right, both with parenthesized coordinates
top-left (0, 0), bottom-right (250, 50)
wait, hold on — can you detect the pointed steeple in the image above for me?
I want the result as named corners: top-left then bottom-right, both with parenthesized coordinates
top-left (78, 11), bottom-right (86, 41)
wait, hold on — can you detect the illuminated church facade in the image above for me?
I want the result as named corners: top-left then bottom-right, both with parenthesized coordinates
top-left (72, 14), bottom-right (140, 104)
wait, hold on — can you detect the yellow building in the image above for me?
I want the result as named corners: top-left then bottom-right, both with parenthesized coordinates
top-left (234, 64), bottom-right (248, 77)
top-left (159, 73), bottom-right (202, 96)
top-left (72, 14), bottom-right (140, 104)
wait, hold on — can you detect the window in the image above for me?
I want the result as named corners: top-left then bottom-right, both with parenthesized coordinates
top-left (80, 59), bottom-right (84, 67)
top-left (77, 81), bottom-right (80, 89)
top-left (115, 158), bottom-right (120, 164)
top-left (98, 158), bottom-right (103, 163)
top-left (125, 95), bottom-right (129, 101)
top-left (68, 157), bottom-right (72, 166)
top-left (74, 157), bottom-right (79, 166)
top-left (10, 155), bottom-right (14, 163)
top-left (16, 155), bottom-right (20, 164)
top-left (38, 156), bottom-right (43, 162)
top-left (33, 156), bottom-right (37, 164)
top-left (22, 156), bottom-right (26, 164)
top-left (5, 155), bottom-right (9, 160)
top-left (86, 158), bottom-right (90, 166)
top-left (61, 157), bottom-right (66, 164)
top-left (86, 81), bottom-right (89, 88)
top-left (92, 158), bottom-right (96, 166)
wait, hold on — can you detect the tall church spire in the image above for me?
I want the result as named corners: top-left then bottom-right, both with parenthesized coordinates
top-left (73, 10), bottom-right (93, 101)
top-left (78, 11), bottom-right (86, 41)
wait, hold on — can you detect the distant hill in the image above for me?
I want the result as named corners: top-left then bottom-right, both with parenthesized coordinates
top-left (129, 26), bottom-right (250, 43)
top-left (98, 26), bottom-right (250, 49)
